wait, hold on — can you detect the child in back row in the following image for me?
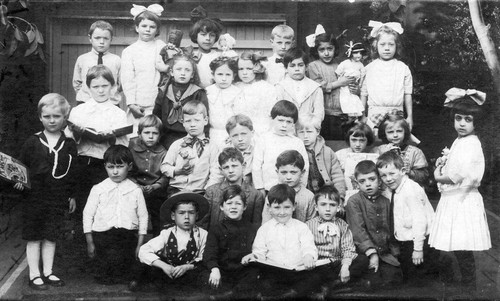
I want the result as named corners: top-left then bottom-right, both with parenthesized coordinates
top-left (73, 20), bottom-right (121, 105)
top-left (276, 47), bottom-right (324, 124)
top-left (262, 150), bottom-right (316, 224)
top-left (264, 24), bottom-right (294, 85)
top-left (202, 147), bottom-right (264, 231)
top-left (252, 100), bottom-right (309, 197)
top-left (296, 113), bottom-right (346, 197)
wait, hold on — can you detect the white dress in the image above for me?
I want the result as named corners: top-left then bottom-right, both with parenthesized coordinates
top-left (429, 135), bottom-right (491, 251)
top-left (336, 59), bottom-right (364, 116)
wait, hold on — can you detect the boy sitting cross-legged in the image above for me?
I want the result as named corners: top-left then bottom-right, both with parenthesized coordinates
top-left (161, 101), bottom-right (223, 198)
top-left (201, 147), bottom-right (264, 231)
top-left (306, 186), bottom-right (370, 296)
top-left (242, 184), bottom-right (322, 298)
top-left (201, 185), bottom-right (260, 298)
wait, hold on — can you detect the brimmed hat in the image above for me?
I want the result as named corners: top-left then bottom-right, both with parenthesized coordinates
top-left (160, 191), bottom-right (209, 225)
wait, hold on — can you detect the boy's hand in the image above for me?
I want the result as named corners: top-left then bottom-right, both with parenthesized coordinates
top-left (209, 268), bottom-right (221, 288)
top-left (86, 241), bottom-right (96, 259)
top-left (174, 162), bottom-right (194, 176)
top-left (172, 264), bottom-right (192, 279)
top-left (13, 183), bottom-right (24, 191)
top-left (241, 253), bottom-right (256, 265)
top-left (162, 264), bottom-right (175, 279)
top-left (368, 253), bottom-right (379, 272)
top-left (129, 105), bottom-right (145, 119)
top-left (303, 255), bottom-right (315, 270)
top-left (142, 185), bottom-right (153, 195)
top-left (68, 198), bottom-right (76, 213)
top-left (412, 250), bottom-right (424, 265)
top-left (339, 265), bottom-right (350, 283)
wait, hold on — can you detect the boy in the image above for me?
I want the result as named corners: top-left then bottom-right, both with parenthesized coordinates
top-left (225, 114), bottom-right (254, 184)
top-left (345, 160), bottom-right (401, 286)
top-left (73, 20), bottom-right (121, 105)
top-left (136, 191), bottom-right (208, 291)
top-left (129, 115), bottom-right (168, 236)
top-left (83, 145), bottom-right (148, 285)
top-left (161, 101), bottom-right (223, 197)
top-left (275, 47), bottom-right (324, 123)
top-left (306, 186), bottom-right (369, 293)
top-left (202, 147), bottom-right (264, 230)
top-left (243, 184), bottom-right (321, 298)
top-left (264, 24), bottom-right (294, 85)
top-left (252, 100), bottom-right (309, 197)
top-left (376, 151), bottom-right (436, 285)
top-left (262, 150), bottom-right (315, 224)
top-left (296, 114), bottom-right (346, 196)
top-left (202, 185), bottom-right (259, 296)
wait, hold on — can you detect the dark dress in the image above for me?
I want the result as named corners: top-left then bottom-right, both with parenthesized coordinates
top-left (153, 82), bottom-right (209, 149)
top-left (18, 132), bottom-right (77, 241)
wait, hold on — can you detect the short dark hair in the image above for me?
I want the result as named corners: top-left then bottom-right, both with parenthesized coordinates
top-left (345, 123), bottom-right (375, 146)
top-left (89, 20), bottom-right (114, 37)
top-left (209, 56), bottom-right (238, 74)
top-left (222, 184), bottom-right (247, 206)
top-left (103, 145), bottom-right (134, 165)
top-left (86, 65), bottom-right (115, 87)
top-left (275, 150), bottom-right (305, 170)
top-left (218, 147), bottom-right (244, 166)
top-left (138, 114), bottom-right (162, 134)
top-left (268, 184), bottom-right (296, 205)
top-left (189, 18), bottom-right (224, 44)
top-left (377, 111), bottom-right (411, 144)
top-left (134, 10), bottom-right (161, 37)
top-left (271, 100), bottom-right (299, 123)
top-left (449, 97), bottom-right (485, 128)
top-left (376, 150), bottom-right (404, 170)
top-left (225, 114), bottom-right (254, 133)
top-left (354, 160), bottom-right (378, 179)
top-left (309, 33), bottom-right (340, 60)
top-left (283, 47), bottom-right (309, 68)
top-left (314, 185), bottom-right (341, 205)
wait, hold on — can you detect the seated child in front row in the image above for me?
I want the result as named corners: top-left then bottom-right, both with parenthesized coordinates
top-left (202, 147), bottom-right (264, 231)
top-left (129, 115), bottom-right (168, 236)
top-left (201, 185), bottom-right (260, 296)
top-left (161, 101), bottom-right (223, 198)
top-left (262, 150), bottom-right (316, 224)
top-left (137, 192), bottom-right (208, 291)
top-left (242, 184), bottom-right (321, 298)
top-left (306, 186), bottom-right (369, 292)
top-left (225, 114), bottom-right (255, 185)
top-left (252, 100), bottom-right (309, 197)
top-left (376, 151), bottom-right (436, 285)
top-left (83, 145), bottom-right (148, 285)
top-left (296, 113), bottom-right (346, 197)
top-left (345, 160), bottom-right (401, 287)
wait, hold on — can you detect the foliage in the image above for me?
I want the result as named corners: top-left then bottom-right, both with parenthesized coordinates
top-left (0, 0), bottom-right (45, 61)
top-left (370, 0), bottom-right (407, 24)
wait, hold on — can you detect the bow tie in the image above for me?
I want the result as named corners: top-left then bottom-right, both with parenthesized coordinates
top-left (183, 137), bottom-right (209, 147)
top-left (275, 58), bottom-right (283, 64)
top-left (318, 222), bottom-right (339, 238)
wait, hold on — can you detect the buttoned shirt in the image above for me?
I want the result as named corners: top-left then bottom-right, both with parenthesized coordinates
top-left (83, 178), bottom-right (148, 235)
top-left (252, 218), bottom-right (318, 269)
top-left (129, 137), bottom-right (168, 188)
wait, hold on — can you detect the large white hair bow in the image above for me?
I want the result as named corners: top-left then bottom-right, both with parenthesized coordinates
top-left (130, 4), bottom-right (164, 18)
top-left (444, 88), bottom-right (486, 107)
top-left (306, 24), bottom-right (326, 48)
top-left (368, 20), bottom-right (404, 38)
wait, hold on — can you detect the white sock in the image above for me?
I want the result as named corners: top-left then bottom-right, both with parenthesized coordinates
top-left (26, 241), bottom-right (41, 281)
top-left (41, 240), bottom-right (56, 278)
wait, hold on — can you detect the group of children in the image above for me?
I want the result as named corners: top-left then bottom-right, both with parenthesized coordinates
top-left (11, 3), bottom-right (491, 299)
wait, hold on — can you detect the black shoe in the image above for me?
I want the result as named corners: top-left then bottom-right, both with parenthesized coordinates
top-left (29, 277), bottom-right (49, 290)
top-left (43, 274), bottom-right (65, 287)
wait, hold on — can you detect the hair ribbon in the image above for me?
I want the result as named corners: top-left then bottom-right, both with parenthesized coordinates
top-left (444, 88), bottom-right (486, 107)
top-left (130, 4), bottom-right (164, 18)
top-left (345, 41), bottom-right (362, 57)
top-left (306, 24), bottom-right (326, 48)
top-left (368, 20), bottom-right (403, 38)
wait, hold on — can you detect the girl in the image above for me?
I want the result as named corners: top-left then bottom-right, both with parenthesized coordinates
top-left (336, 41), bottom-right (365, 117)
top-left (375, 111), bottom-right (428, 186)
top-left (121, 4), bottom-right (166, 136)
top-left (430, 89), bottom-right (491, 291)
top-left (206, 56), bottom-right (244, 148)
top-left (360, 21), bottom-right (413, 132)
top-left (335, 122), bottom-right (376, 172)
top-left (15, 94), bottom-right (77, 290)
top-left (234, 51), bottom-right (277, 137)
top-left (153, 53), bottom-right (209, 149)
top-left (306, 25), bottom-right (357, 140)
top-left (189, 17), bottom-right (224, 88)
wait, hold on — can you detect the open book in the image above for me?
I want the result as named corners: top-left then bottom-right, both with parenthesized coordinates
top-left (249, 258), bottom-right (331, 271)
top-left (0, 152), bottom-right (30, 189)
top-left (67, 121), bottom-right (133, 141)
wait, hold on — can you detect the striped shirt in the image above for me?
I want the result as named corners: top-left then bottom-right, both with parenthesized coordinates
top-left (306, 216), bottom-right (358, 267)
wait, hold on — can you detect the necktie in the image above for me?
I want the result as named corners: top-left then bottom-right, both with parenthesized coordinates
top-left (389, 191), bottom-right (395, 237)
top-left (306, 149), bottom-right (324, 193)
top-left (275, 58), bottom-right (283, 64)
top-left (97, 52), bottom-right (104, 65)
